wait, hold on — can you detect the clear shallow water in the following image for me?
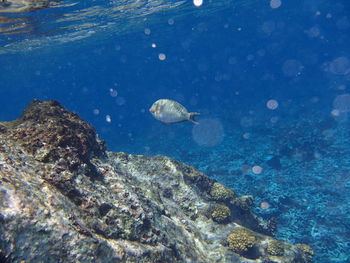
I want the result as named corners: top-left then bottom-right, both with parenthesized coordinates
top-left (1, 0), bottom-right (350, 262)
top-left (0, 0), bottom-right (238, 53)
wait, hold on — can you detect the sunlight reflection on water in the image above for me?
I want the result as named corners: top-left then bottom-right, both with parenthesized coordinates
top-left (0, 0), bottom-right (237, 54)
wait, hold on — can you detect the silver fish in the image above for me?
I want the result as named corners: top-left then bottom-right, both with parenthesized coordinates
top-left (149, 99), bottom-right (200, 124)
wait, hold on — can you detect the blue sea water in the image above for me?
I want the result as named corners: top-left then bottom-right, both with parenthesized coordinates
top-left (1, 0), bottom-right (350, 262)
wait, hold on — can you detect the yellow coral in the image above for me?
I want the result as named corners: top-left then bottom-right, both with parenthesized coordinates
top-left (296, 243), bottom-right (313, 262)
top-left (227, 227), bottom-right (256, 254)
top-left (210, 182), bottom-right (235, 201)
top-left (267, 240), bottom-right (285, 256)
top-left (211, 204), bottom-right (231, 223)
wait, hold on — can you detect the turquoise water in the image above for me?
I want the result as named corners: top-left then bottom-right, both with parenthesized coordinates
top-left (1, 0), bottom-right (350, 262)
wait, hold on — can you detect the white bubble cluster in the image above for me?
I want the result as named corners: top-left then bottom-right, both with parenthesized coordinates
top-left (270, 0), bottom-right (281, 9)
top-left (266, 99), bottom-right (279, 110)
top-left (106, 115), bottom-right (112, 123)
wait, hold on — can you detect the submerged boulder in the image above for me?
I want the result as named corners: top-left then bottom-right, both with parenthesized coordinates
top-left (0, 100), bottom-right (313, 262)
top-left (0, 0), bottom-right (52, 12)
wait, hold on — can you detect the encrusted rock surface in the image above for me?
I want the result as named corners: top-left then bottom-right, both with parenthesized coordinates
top-left (0, 100), bottom-right (313, 262)
top-left (0, 0), bottom-right (53, 13)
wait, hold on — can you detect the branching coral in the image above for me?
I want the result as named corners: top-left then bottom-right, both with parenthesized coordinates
top-left (227, 227), bottom-right (256, 254)
top-left (296, 243), bottom-right (314, 262)
top-left (267, 239), bottom-right (285, 256)
top-left (209, 182), bottom-right (235, 202)
top-left (211, 204), bottom-right (231, 223)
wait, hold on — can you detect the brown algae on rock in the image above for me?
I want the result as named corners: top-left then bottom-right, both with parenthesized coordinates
top-left (7, 99), bottom-right (105, 167)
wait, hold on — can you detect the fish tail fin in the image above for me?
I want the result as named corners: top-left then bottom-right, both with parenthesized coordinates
top-left (189, 112), bottom-right (200, 124)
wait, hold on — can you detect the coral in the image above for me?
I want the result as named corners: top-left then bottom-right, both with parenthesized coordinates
top-left (267, 239), bottom-right (285, 256)
top-left (211, 204), bottom-right (231, 223)
top-left (210, 182), bottom-right (235, 202)
top-left (296, 243), bottom-right (314, 262)
top-left (227, 227), bottom-right (256, 254)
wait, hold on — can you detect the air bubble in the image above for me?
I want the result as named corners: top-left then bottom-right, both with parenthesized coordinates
top-left (158, 53), bottom-right (166, 61)
top-left (266, 99), bottom-right (279, 110)
top-left (252, 165), bottom-right (263, 174)
top-left (144, 28), bottom-right (151, 35)
top-left (260, 201), bottom-right (270, 209)
top-left (109, 88), bottom-right (118, 97)
top-left (106, 115), bottom-right (112, 123)
top-left (270, 0), bottom-right (281, 9)
top-left (193, 0), bottom-right (203, 7)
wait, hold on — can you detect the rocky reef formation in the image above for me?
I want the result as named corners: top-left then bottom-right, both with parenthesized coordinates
top-left (0, 0), bottom-right (53, 13)
top-left (0, 100), bottom-right (313, 262)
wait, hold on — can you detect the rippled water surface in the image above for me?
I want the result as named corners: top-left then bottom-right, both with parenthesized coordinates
top-left (0, 0), bottom-right (238, 53)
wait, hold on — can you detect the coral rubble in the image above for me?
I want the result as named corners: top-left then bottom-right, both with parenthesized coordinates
top-left (0, 100), bottom-right (313, 262)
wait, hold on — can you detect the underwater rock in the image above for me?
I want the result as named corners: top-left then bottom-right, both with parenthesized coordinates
top-left (0, 0), bottom-right (52, 12)
top-left (0, 100), bottom-right (313, 262)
